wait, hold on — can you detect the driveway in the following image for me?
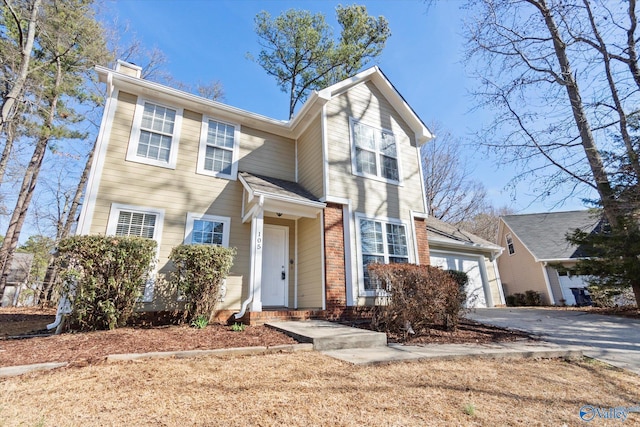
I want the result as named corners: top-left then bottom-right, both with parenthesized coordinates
top-left (466, 308), bottom-right (640, 375)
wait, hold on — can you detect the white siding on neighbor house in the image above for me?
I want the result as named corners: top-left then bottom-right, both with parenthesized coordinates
top-left (297, 215), bottom-right (323, 308)
top-left (89, 91), bottom-right (297, 311)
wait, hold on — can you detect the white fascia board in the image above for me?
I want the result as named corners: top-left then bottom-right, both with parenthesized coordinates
top-left (253, 191), bottom-right (326, 209)
top-left (95, 65), bottom-right (294, 138)
top-left (428, 237), bottom-right (502, 255)
top-left (537, 257), bottom-right (589, 263)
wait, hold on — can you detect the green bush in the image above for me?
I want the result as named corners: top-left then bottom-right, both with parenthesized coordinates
top-left (368, 264), bottom-right (466, 338)
top-left (57, 235), bottom-right (157, 331)
top-left (169, 244), bottom-right (236, 322)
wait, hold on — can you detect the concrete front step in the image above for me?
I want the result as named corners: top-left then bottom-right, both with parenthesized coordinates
top-left (266, 319), bottom-right (387, 351)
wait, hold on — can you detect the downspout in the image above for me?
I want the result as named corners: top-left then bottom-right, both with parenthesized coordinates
top-left (234, 195), bottom-right (264, 320)
top-left (47, 280), bottom-right (76, 334)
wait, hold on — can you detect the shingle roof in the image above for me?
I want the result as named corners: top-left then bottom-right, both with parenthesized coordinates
top-left (502, 210), bottom-right (603, 260)
top-left (425, 216), bottom-right (502, 252)
top-left (238, 171), bottom-right (321, 204)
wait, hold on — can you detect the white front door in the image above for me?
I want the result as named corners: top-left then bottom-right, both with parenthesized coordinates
top-left (261, 225), bottom-right (288, 307)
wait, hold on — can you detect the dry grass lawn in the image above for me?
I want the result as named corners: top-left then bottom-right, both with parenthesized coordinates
top-left (1, 352), bottom-right (639, 426)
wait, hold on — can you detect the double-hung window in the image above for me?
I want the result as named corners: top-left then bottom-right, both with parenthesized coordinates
top-left (358, 216), bottom-right (409, 291)
top-left (127, 99), bottom-right (183, 169)
top-left (106, 203), bottom-right (165, 302)
top-left (197, 117), bottom-right (240, 180)
top-left (184, 213), bottom-right (231, 247)
top-left (351, 120), bottom-right (400, 183)
top-left (506, 233), bottom-right (515, 255)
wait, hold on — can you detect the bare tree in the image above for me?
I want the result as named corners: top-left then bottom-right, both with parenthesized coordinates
top-left (421, 124), bottom-right (489, 224)
top-left (463, 0), bottom-right (640, 304)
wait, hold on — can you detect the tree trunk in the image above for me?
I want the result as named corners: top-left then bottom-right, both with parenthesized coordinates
top-left (0, 0), bottom-right (42, 138)
top-left (0, 57), bottom-right (61, 296)
top-left (633, 282), bottom-right (640, 309)
top-left (582, 0), bottom-right (640, 193)
top-left (38, 138), bottom-right (96, 304)
top-left (531, 0), bottom-right (619, 227)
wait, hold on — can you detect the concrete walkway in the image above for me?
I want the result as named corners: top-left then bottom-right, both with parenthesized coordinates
top-left (267, 319), bottom-right (582, 366)
top-left (466, 307), bottom-right (640, 375)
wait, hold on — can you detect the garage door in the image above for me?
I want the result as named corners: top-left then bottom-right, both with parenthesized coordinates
top-left (430, 252), bottom-right (488, 308)
top-left (558, 273), bottom-right (590, 306)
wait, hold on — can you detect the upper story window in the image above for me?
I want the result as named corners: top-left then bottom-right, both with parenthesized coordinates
top-left (184, 213), bottom-right (231, 247)
top-left (106, 203), bottom-right (165, 302)
top-left (351, 119), bottom-right (400, 183)
top-left (126, 99), bottom-right (183, 169)
top-left (506, 233), bottom-right (515, 255)
top-left (358, 215), bottom-right (409, 292)
top-left (197, 117), bottom-right (240, 180)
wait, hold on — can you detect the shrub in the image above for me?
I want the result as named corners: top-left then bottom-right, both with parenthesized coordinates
top-left (524, 290), bottom-right (542, 306)
top-left (507, 290), bottom-right (542, 307)
top-left (586, 284), bottom-right (634, 307)
top-left (368, 264), bottom-right (466, 338)
top-left (56, 235), bottom-right (157, 331)
top-left (169, 244), bottom-right (236, 322)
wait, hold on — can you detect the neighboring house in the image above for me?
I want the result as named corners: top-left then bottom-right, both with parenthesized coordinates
top-left (77, 61), bottom-right (435, 323)
top-left (0, 253), bottom-right (34, 307)
top-left (496, 210), bottom-right (602, 306)
top-left (426, 216), bottom-right (505, 308)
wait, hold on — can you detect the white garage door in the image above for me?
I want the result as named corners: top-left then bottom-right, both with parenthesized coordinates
top-left (430, 252), bottom-right (488, 308)
top-left (558, 273), bottom-right (590, 306)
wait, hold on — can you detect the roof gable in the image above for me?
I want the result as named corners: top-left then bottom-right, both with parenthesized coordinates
top-left (502, 210), bottom-right (603, 261)
top-left (310, 67), bottom-right (433, 145)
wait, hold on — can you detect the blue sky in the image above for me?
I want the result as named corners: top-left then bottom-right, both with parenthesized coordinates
top-left (100, 0), bottom-right (591, 214)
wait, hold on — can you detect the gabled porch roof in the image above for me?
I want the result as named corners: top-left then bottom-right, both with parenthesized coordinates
top-left (239, 171), bottom-right (326, 222)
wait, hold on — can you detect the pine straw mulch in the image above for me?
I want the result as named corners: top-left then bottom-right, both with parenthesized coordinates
top-left (0, 307), bottom-right (297, 368)
top-left (0, 307), bottom-right (535, 368)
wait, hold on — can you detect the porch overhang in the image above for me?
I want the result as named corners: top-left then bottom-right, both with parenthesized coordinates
top-left (239, 171), bottom-right (326, 222)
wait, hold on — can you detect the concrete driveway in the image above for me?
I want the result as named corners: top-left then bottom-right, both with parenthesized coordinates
top-left (466, 308), bottom-right (640, 375)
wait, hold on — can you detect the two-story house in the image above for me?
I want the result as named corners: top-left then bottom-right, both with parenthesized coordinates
top-left (77, 60), bottom-right (437, 323)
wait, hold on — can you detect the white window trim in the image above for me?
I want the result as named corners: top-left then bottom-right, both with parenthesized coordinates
top-left (106, 203), bottom-right (165, 303)
top-left (354, 213), bottom-right (412, 297)
top-left (183, 212), bottom-right (231, 247)
top-left (126, 97), bottom-right (183, 169)
top-left (506, 233), bottom-right (515, 256)
top-left (349, 118), bottom-right (403, 185)
top-left (196, 116), bottom-right (241, 180)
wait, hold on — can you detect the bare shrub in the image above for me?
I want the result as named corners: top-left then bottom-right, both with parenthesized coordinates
top-left (368, 264), bottom-right (466, 339)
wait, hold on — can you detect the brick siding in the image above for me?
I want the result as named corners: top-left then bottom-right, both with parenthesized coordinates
top-left (414, 217), bottom-right (431, 265)
top-left (323, 203), bottom-right (347, 313)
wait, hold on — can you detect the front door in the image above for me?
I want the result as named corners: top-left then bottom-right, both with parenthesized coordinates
top-left (261, 224), bottom-right (288, 307)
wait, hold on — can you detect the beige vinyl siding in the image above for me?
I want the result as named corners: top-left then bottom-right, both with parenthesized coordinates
top-left (497, 225), bottom-right (550, 304)
top-left (297, 115), bottom-right (324, 198)
top-left (238, 127), bottom-right (295, 181)
top-left (484, 258), bottom-right (503, 306)
top-left (89, 91), bottom-right (296, 311)
top-left (297, 215), bottom-right (323, 308)
top-left (324, 81), bottom-right (425, 218)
